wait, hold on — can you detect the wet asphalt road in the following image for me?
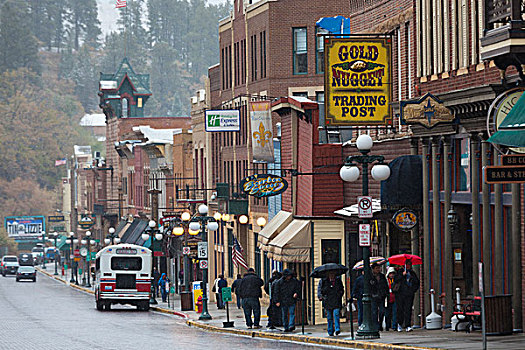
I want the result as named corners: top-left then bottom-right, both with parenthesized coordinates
top-left (0, 271), bottom-right (335, 350)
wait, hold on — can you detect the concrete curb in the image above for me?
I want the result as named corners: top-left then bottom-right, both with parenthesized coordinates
top-left (37, 267), bottom-right (188, 319)
top-left (185, 320), bottom-right (438, 350)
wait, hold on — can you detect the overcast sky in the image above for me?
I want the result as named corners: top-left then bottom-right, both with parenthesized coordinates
top-left (97, 0), bottom-right (229, 35)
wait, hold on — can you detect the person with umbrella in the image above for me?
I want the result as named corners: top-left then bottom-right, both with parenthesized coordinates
top-left (319, 271), bottom-right (345, 336)
top-left (390, 255), bottom-right (421, 332)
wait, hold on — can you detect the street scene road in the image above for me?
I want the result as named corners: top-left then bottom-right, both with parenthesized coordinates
top-left (0, 272), bottom-right (336, 350)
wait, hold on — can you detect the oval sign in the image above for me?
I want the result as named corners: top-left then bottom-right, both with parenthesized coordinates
top-left (240, 174), bottom-right (288, 198)
top-left (392, 209), bottom-right (418, 230)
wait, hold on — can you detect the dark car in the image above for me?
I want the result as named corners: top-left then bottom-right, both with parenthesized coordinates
top-left (18, 253), bottom-right (35, 266)
top-left (16, 266), bottom-right (36, 282)
top-left (1, 256), bottom-right (19, 276)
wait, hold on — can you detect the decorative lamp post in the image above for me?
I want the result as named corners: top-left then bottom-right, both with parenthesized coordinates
top-left (141, 220), bottom-right (162, 305)
top-left (41, 231), bottom-right (47, 269)
top-left (105, 227), bottom-right (120, 245)
top-left (50, 232), bottom-right (59, 275)
top-left (68, 232), bottom-right (79, 284)
top-left (339, 134), bottom-right (390, 340)
top-left (84, 231), bottom-right (93, 288)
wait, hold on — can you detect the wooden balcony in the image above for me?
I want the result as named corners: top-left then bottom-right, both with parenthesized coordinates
top-left (480, 0), bottom-right (525, 76)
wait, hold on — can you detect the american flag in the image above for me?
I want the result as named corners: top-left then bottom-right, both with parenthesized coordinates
top-left (232, 236), bottom-right (248, 270)
top-left (116, 0), bottom-right (127, 8)
top-left (55, 159), bottom-right (67, 166)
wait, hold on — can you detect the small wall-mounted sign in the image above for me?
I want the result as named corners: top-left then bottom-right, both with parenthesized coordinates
top-left (392, 209), bottom-right (418, 230)
top-left (400, 93), bottom-right (454, 128)
top-left (240, 174), bottom-right (288, 198)
top-left (205, 110), bottom-right (240, 132)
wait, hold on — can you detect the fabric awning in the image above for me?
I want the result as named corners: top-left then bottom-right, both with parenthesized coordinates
top-left (258, 210), bottom-right (293, 247)
top-left (488, 92), bottom-right (525, 147)
top-left (266, 219), bottom-right (311, 263)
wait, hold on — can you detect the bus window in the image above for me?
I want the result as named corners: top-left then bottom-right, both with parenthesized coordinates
top-left (111, 257), bottom-right (142, 271)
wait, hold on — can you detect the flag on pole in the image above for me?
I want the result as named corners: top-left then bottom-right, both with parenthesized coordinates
top-left (116, 0), bottom-right (127, 8)
top-left (55, 159), bottom-right (67, 166)
top-left (232, 236), bottom-right (248, 270)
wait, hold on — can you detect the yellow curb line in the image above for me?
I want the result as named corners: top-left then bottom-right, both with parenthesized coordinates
top-left (185, 320), bottom-right (438, 350)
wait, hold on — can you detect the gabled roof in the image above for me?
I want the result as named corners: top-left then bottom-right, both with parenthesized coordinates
top-left (100, 58), bottom-right (152, 96)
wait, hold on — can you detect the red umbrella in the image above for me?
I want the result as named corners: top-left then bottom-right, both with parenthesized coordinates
top-left (388, 254), bottom-right (423, 266)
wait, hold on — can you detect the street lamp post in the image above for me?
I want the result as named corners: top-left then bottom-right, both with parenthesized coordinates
top-left (50, 232), bottom-right (59, 275)
top-left (142, 220), bottom-right (163, 305)
top-left (340, 134), bottom-right (391, 340)
top-left (84, 231), bottom-right (94, 288)
top-left (67, 232), bottom-right (79, 284)
top-left (41, 231), bottom-right (47, 269)
top-left (188, 204), bottom-right (219, 321)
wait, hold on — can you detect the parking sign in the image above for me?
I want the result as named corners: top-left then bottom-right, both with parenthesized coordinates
top-left (359, 224), bottom-right (371, 246)
top-left (197, 242), bottom-right (208, 259)
top-left (358, 196), bottom-right (373, 218)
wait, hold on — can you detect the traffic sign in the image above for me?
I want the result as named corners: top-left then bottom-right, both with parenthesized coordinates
top-left (359, 224), bottom-right (371, 247)
top-left (358, 196), bottom-right (373, 218)
top-left (74, 249), bottom-right (80, 257)
top-left (182, 246), bottom-right (191, 255)
top-left (197, 242), bottom-right (208, 259)
top-left (199, 260), bottom-right (208, 269)
top-left (222, 287), bottom-right (232, 302)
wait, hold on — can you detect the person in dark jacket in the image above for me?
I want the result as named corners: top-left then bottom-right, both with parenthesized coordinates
top-left (319, 271), bottom-right (344, 336)
top-left (264, 270), bottom-right (282, 329)
top-left (274, 269), bottom-right (301, 332)
top-left (238, 268), bottom-right (264, 329)
top-left (153, 267), bottom-right (161, 297)
top-left (217, 275), bottom-right (227, 309)
top-left (393, 260), bottom-right (419, 332)
top-left (370, 263), bottom-right (389, 331)
top-left (351, 270), bottom-right (364, 326)
top-left (231, 274), bottom-right (243, 309)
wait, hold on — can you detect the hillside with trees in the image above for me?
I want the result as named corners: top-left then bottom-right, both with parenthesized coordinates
top-left (0, 0), bottom-right (229, 223)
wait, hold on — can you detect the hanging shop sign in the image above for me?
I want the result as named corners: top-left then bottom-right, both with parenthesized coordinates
top-left (79, 216), bottom-right (94, 229)
top-left (48, 215), bottom-right (65, 223)
top-left (392, 209), bottom-right (418, 230)
top-left (205, 110), bottom-right (240, 132)
top-left (250, 101), bottom-right (274, 162)
top-left (240, 174), bottom-right (288, 198)
top-left (484, 165), bottom-right (525, 184)
top-left (324, 36), bottom-right (392, 126)
top-left (487, 88), bottom-right (525, 154)
top-left (400, 93), bottom-right (454, 128)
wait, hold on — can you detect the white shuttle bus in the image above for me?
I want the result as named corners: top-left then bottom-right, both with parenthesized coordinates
top-left (94, 244), bottom-right (152, 311)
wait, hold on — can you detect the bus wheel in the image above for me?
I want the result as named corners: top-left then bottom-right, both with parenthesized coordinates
top-left (96, 300), bottom-right (104, 311)
top-left (138, 301), bottom-right (149, 311)
top-left (104, 303), bottom-right (111, 311)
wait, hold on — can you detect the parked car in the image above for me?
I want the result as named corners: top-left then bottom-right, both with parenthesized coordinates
top-left (1, 256), bottom-right (19, 276)
top-left (18, 253), bottom-right (35, 266)
top-left (16, 266), bottom-right (36, 282)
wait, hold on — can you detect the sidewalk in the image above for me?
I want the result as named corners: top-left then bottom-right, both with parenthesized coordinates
top-left (37, 266), bottom-right (525, 350)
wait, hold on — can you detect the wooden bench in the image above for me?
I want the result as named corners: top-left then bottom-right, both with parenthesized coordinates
top-left (452, 296), bottom-right (481, 333)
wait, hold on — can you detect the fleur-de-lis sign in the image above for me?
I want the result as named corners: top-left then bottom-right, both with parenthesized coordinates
top-left (253, 122), bottom-right (272, 147)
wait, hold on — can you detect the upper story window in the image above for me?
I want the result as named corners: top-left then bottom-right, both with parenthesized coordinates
top-left (121, 98), bottom-right (128, 117)
top-left (293, 27), bottom-right (307, 74)
top-left (316, 27), bottom-right (328, 74)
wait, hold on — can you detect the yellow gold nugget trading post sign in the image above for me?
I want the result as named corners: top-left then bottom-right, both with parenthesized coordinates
top-left (324, 37), bottom-right (392, 126)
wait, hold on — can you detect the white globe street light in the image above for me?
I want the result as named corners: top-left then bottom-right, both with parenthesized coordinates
top-left (114, 237), bottom-right (121, 244)
top-left (238, 215), bottom-right (249, 224)
top-left (198, 204), bottom-right (209, 215)
top-left (86, 230), bottom-right (92, 237)
top-left (148, 220), bottom-right (156, 229)
top-left (181, 212), bottom-right (191, 221)
top-left (214, 212), bottom-right (222, 221)
top-left (356, 134), bottom-right (373, 151)
top-left (257, 217), bottom-right (267, 227)
top-left (104, 238), bottom-right (110, 245)
top-left (189, 221), bottom-right (201, 232)
top-left (371, 164), bottom-right (391, 181)
top-left (207, 221), bottom-right (219, 231)
top-left (155, 233), bottom-right (163, 241)
top-left (340, 165), bottom-right (360, 182)
top-left (141, 233), bottom-right (150, 241)
top-left (173, 227), bottom-right (184, 236)
top-left (109, 227), bottom-right (115, 234)
top-left (81, 239), bottom-right (87, 245)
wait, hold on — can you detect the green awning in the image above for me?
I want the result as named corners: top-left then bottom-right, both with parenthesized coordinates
top-left (499, 92), bottom-right (525, 129)
top-left (488, 92), bottom-right (525, 147)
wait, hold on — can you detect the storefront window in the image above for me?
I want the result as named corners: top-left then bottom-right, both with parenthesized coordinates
top-left (321, 239), bottom-right (341, 264)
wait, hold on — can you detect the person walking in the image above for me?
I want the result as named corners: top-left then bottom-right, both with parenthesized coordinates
top-left (370, 262), bottom-right (388, 331)
top-left (217, 274), bottom-right (227, 309)
top-left (351, 270), bottom-right (364, 326)
top-left (274, 269), bottom-right (301, 332)
top-left (319, 271), bottom-right (344, 336)
top-left (231, 274), bottom-right (243, 309)
top-left (264, 270), bottom-right (282, 329)
top-left (158, 273), bottom-right (170, 302)
top-left (393, 260), bottom-right (419, 332)
top-left (384, 266), bottom-right (397, 331)
top-left (238, 267), bottom-right (264, 329)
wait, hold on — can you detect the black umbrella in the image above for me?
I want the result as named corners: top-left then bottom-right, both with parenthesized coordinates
top-left (309, 263), bottom-right (349, 278)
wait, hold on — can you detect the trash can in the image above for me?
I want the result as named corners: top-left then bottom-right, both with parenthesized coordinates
top-left (485, 294), bottom-right (512, 335)
top-left (180, 291), bottom-right (193, 311)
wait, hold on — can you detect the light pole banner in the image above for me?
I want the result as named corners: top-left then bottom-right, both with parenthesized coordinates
top-left (324, 36), bottom-right (392, 126)
top-left (250, 101), bottom-right (274, 162)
